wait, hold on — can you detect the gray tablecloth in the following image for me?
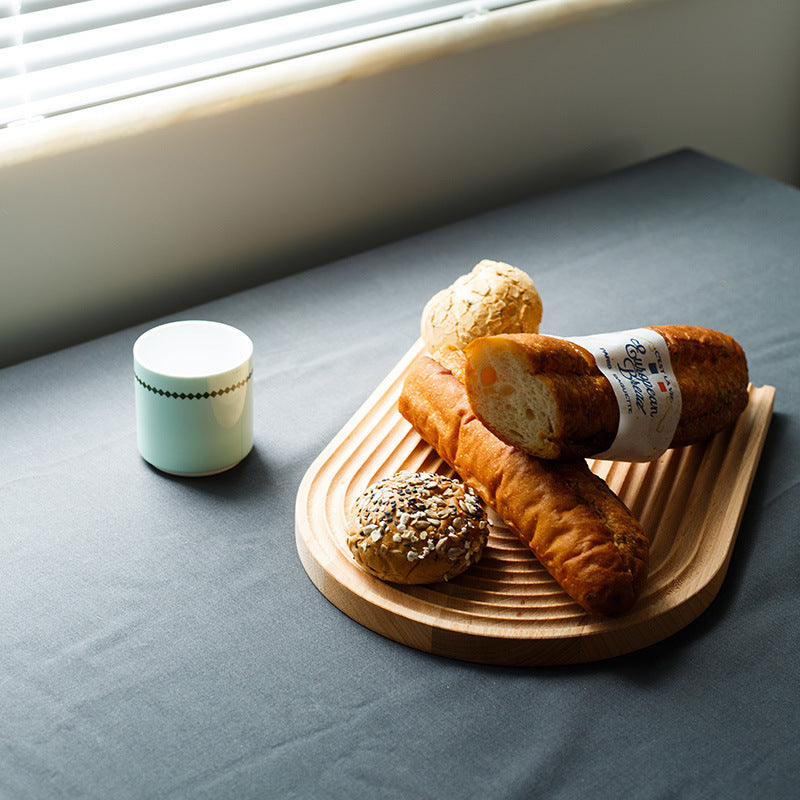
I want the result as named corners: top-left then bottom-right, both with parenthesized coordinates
top-left (2, 150), bottom-right (798, 799)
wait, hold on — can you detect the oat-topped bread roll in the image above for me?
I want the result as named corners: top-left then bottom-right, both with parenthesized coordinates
top-left (346, 471), bottom-right (489, 585)
top-left (421, 260), bottom-right (542, 352)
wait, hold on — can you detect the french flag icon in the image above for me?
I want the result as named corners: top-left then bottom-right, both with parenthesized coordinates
top-left (658, 381), bottom-right (668, 392)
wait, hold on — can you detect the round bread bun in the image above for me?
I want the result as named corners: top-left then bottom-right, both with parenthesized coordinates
top-left (421, 259), bottom-right (543, 352)
top-left (346, 471), bottom-right (489, 585)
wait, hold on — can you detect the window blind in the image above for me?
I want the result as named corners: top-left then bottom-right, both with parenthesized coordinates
top-left (0, 0), bottom-right (533, 128)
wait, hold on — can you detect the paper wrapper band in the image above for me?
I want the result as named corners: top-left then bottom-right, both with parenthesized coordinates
top-left (564, 328), bottom-right (682, 462)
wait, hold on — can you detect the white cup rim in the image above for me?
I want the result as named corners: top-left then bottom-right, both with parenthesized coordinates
top-left (133, 320), bottom-right (253, 382)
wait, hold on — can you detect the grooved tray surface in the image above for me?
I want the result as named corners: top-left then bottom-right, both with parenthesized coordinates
top-left (295, 341), bottom-right (774, 665)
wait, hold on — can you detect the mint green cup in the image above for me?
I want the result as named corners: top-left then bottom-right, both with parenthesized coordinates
top-left (133, 320), bottom-right (254, 476)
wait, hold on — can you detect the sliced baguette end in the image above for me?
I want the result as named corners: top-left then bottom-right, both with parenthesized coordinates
top-left (464, 337), bottom-right (561, 459)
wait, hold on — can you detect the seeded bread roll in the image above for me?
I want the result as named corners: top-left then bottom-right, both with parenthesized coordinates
top-left (421, 260), bottom-right (543, 352)
top-left (346, 471), bottom-right (489, 584)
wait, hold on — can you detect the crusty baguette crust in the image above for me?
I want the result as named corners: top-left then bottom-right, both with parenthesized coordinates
top-left (398, 353), bottom-right (649, 616)
top-left (464, 325), bottom-right (749, 460)
top-left (652, 325), bottom-right (749, 446)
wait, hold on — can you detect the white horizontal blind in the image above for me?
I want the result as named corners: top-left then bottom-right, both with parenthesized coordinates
top-left (0, 0), bottom-right (534, 127)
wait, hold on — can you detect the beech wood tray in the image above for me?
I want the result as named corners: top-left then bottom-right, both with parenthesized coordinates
top-left (295, 340), bottom-right (775, 666)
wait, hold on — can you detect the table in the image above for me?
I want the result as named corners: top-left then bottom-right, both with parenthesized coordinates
top-left (2, 149), bottom-right (798, 799)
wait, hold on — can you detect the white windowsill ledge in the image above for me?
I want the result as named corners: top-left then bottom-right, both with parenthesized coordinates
top-left (0, 0), bottom-right (663, 169)
top-left (3, 0), bottom-right (800, 369)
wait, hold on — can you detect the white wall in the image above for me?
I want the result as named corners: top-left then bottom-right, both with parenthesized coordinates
top-left (2, 0), bottom-right (799, 367)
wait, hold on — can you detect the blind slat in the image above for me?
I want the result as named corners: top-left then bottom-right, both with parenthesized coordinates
top-left (1, 0), bottom-right (531, 127)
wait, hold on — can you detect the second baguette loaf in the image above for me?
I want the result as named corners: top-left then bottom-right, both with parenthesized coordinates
top-left (464, 325), bottom-right (749, 460)
top-left (398, 351), bottom-right (649, 616)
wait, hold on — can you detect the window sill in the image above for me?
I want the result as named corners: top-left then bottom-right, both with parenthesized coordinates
top-left (0, 0), bottom-right (659, 169)
top-left (2, 0), bottom-right (799, 368)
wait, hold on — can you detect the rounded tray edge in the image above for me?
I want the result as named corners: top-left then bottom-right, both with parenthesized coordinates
top-left (294, 509), bottom-right (725, 667)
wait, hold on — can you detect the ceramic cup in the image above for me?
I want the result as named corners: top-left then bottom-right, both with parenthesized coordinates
top-left (133, 320), bottom-right (254, 476)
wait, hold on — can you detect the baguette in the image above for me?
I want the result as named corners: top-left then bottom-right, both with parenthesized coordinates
top-left (398, 350), bottom-right (649, 616)
top-left (464, 325), bottom-right (749, 460)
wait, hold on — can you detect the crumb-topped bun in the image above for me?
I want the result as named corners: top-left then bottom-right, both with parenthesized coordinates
top-left (346, 471), bottom-right (489, 584)
top-left (421, 259), bottom-right (542, 352)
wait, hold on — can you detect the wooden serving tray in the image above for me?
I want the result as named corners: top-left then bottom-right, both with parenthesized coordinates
top-left (295, 340), bottom-right (775, 665)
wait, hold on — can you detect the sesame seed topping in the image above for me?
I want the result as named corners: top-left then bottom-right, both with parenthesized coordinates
top-left (348, 470), bottom-right (490, 583)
